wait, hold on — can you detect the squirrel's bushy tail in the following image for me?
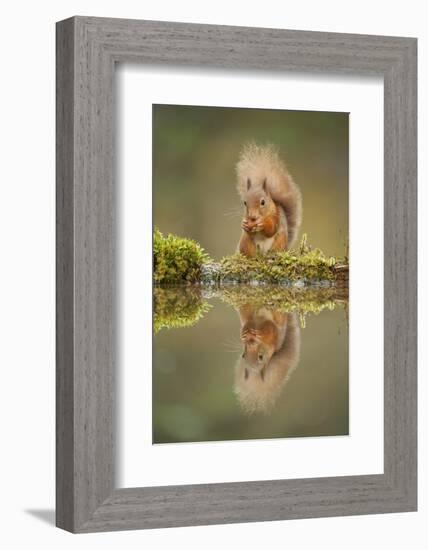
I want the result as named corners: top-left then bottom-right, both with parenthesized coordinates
top-left (236, 143), bottom-right (302, 248)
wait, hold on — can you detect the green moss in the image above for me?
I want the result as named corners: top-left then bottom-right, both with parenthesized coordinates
top-left (153, 228), bottom-right (211, 284)
top-left (218, 235), bottom-right (345, 284)
top-left (153, 231), bottom-right (348, 285)
top-left (154, 286), bottom-right (212, 333)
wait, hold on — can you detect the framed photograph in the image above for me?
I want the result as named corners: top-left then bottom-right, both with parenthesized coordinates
top-left (56, 16), bottom-right (417, 532)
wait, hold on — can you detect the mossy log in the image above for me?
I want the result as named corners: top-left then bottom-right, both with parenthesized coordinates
top-left (154, 228), bottom-right (348, 287)
top-left (199, 257), bottom-right (348, 288)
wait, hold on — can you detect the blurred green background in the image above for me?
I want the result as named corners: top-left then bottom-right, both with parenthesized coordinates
top-left (153, 104), bottom-right (349, 258)
top-left (152, 104), bottom-right (349, 445)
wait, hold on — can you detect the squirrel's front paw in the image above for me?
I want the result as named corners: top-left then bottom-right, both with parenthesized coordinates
top-left (241, 219), bottom-right (251, 232)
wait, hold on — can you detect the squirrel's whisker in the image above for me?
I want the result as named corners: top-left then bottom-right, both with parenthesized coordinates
top-left (223, 210), bottom-right (242, 218)
top-left (221, 339), bottom-right (242, 352)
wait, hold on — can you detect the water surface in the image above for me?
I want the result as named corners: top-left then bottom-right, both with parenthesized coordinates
top-left (153, 286), bottom-right (348, 444)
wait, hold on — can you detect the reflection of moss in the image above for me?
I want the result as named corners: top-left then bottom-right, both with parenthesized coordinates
top-left (154, 228), bottom-right (211, 284)
top-left (215, 285), bottom-right (347, 314)
top-left (154, 286), bottom-right (212, 333)
top-left (154, 285), bottom-right (348, 333)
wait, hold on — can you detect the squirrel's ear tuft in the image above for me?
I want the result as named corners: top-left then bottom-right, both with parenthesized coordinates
top-left (262, 178), bottom-right (267, 191)
top-left (247, 178), bottom-right (251, 190)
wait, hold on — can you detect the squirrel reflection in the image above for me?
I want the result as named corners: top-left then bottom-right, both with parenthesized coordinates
top-left (234, 305), bottom-right (301, 414)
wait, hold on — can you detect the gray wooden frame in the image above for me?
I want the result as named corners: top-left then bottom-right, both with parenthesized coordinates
top-left (56, 16), bottom-right (417, 533)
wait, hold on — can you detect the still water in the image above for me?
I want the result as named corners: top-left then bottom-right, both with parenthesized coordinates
top-left (153, 287), bottom-right (348, 444)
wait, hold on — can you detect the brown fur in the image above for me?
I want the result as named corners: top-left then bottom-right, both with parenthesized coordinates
top-left (236, 143), bottom-right (302, 256)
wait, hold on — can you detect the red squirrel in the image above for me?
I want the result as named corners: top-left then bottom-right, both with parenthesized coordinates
top-left (236, 143), bottom-right (302, 256)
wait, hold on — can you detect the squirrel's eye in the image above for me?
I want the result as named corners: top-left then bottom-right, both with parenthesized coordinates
top-left (260, 199), bottom-right (265, 206)
top-left (244, 201), bottom-right (247, 206)
top-left (258, 354), bottom-right (263, 361)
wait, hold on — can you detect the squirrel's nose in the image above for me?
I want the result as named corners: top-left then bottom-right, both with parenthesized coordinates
top-left (249, 215), bottom-right (257, 222)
